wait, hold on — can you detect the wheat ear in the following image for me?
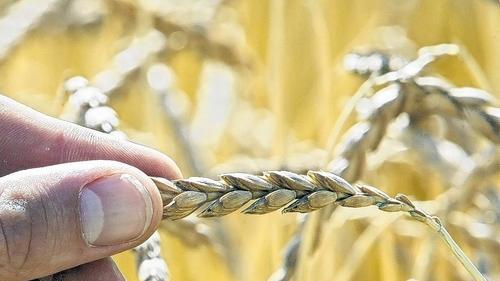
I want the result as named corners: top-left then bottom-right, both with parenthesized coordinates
top-left (153, 170), bottom-right (486, 281)
top-left (147, 63), bottom-right (204, 176)
top-left (154, 170), bottom-right (440, 220)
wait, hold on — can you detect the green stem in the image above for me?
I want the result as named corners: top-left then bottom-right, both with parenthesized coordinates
top-left (432, 218), bottom-right (487, 281)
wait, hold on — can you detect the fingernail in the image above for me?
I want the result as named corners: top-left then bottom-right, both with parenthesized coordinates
top-left (79, 174), bottom-right (153, 246)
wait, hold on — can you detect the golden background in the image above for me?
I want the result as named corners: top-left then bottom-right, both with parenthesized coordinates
top-left (0, 0), bottom-right (498, 280)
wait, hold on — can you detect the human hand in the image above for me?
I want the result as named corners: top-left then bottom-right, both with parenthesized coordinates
top-left (0, 95), bottom-right (181, 281)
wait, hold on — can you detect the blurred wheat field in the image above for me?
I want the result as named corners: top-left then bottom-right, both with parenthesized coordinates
top-left (0, 0), bottom-right (499, 281)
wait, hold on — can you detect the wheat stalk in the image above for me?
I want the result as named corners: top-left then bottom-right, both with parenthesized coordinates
top-left (324, 137), bottom-right (499, 279)
top-left (147, 63), bottom-right (204, 176)
top-left (385, 132), bottom-right (498, 279)
top-left (448, 211), bottom-right (500, 252)
top-left (147, 63), bottom-right (234, 267)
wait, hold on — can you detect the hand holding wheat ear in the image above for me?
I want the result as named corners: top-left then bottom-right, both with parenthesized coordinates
top-left (0, 94), bottom-right (178, 281)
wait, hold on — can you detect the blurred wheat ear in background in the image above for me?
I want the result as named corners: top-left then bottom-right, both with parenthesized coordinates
top-left (0, 0), bottom-right (499, 281)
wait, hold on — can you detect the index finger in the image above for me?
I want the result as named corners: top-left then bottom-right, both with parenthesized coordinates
top-left (0, 95), bottom-right (181, 179)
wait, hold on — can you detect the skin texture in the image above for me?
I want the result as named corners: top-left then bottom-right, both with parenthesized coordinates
top-left (0, 95), bottom-right (181, 281)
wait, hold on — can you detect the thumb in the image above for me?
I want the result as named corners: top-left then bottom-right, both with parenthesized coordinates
top-left (0, 160), bottom-right (163, 281)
